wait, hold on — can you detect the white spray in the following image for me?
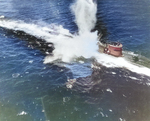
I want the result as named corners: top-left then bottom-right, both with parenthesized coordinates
top-left (71, 0), bottom-right (97, 33)
top-left (0, 0), bottom-right (98, 63)
top-left (44, 0), bottom-right (99, 62)
top-left (1, 0), bottom-right (150, 77)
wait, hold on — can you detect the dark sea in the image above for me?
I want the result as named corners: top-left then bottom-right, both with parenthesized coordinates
top-left (0, 0), bottom-right (150, 121)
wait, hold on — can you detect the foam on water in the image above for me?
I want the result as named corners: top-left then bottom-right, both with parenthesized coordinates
top-left (0, 0), bottom-right (150, 77)
top-left (94, 53), bottom-right (150, 76)
top-left (0, 15), bottom-right (5, 19)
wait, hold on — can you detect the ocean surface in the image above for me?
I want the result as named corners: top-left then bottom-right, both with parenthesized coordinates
top-left (0, 0), bottom-right (150, 121)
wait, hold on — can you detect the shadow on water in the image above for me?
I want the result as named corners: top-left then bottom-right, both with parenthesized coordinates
top-left (0, 27), bottom-right (55, 55)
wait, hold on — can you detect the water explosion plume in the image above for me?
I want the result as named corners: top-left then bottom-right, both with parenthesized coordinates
top-left (0, 0), bottom-right (150, 77)
top-left (44, 0), bottom-right (99, 62)
top-left (71, 0), bottom-right (97, 33)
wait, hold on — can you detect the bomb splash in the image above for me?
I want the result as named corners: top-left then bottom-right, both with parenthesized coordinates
top-left (0, 0), bottom-right (150, 77)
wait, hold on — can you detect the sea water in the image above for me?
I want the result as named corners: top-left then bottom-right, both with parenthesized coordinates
top-left (0, 0), bottom-right (150, 121)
